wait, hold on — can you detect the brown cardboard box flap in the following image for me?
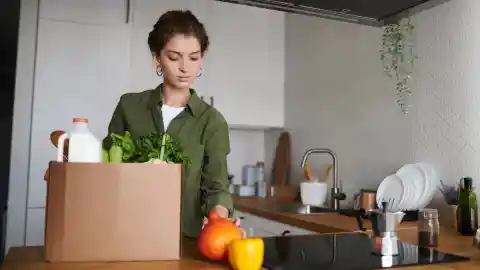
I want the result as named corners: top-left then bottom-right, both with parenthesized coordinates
top-left (45, 162), bottom-right (182, 262)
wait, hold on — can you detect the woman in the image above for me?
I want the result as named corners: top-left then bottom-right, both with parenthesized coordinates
top-left (102, 10), bottom-right (238, 239)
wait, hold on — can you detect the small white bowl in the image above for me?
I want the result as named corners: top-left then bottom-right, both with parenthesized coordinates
top-left (300, 182), bottom-right (328, 206)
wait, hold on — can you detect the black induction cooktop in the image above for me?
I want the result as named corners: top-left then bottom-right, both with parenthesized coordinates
top-left (262, 233), bottom-right (469, 270)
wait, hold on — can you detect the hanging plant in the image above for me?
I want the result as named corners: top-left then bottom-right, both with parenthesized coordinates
top-left (380, 17), bottom-right (417, 115)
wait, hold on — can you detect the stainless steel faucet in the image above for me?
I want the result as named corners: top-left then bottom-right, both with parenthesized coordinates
top-left (301, 148), bottom-right (346, 210)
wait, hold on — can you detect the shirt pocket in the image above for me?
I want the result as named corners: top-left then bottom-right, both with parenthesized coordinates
top-left (183, 143), bottom-right (205, 184)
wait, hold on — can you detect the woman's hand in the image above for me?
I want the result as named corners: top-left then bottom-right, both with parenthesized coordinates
top-left (202, 205), bottom-right (241, 229)
top-left (202, 216), bottom-right (241, 229)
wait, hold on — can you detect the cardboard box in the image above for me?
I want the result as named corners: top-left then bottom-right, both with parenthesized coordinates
top-left (44, 162), bottom-right (182, 262)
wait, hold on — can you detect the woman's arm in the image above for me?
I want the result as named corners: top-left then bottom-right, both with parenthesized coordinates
top-left (102, 97), bottom-right (127, 149)
top-left (201, 117), bottom-right (233, 219)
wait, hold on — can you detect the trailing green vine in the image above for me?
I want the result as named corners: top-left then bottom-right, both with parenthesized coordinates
top-left (380, 17), bottom-right (417, 115)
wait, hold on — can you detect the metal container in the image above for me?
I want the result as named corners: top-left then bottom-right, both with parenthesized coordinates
top-left (234, 185), bottom-right (256, 197)
top-left (242, 165), bottom-right (259, 186)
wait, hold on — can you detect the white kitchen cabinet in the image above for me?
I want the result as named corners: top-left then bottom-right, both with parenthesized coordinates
top-left (234, 211), bottom-right (317, 237)
top-left (28, 19), bottom-right (131, 208)
top-left (131, 0), bottom-right (285, 128)
top-left (246, 227), bottom-right (276, 238)
top-left (128, 26), bottom-right (163, 93)
top-left (39, 0), bottom-right (128, 26)
top-left (25, 208), bottom-right (45, 246)
top-left (131, 0), bottom-right (211, 27)
top-left (208, 2), bottom-right (285, 128)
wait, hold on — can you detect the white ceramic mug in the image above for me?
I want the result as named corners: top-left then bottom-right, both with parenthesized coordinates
top-left (300, 182), bottom-right (328, 206)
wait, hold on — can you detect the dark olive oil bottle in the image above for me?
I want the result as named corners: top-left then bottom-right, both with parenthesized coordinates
top-left (457, 177), bottom-right (478, 236)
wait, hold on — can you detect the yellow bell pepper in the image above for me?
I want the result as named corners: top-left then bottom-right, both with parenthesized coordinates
top-left (228, 238), bottom-right (264, 270)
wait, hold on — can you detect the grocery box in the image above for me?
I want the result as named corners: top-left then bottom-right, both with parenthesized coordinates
top-left (44, 161), bottom-right (182, 262)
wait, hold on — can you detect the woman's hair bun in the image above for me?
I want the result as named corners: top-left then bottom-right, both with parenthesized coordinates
top-left (148, 10), bottom-right (209, 56)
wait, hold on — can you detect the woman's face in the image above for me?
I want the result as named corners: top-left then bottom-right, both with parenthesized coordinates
top-left (157, 34), bottom-right (204, 89)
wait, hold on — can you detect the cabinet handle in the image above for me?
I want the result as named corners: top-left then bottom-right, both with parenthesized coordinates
top-left (125, 0), bottom-right (131, 24)
top-left (210, 96), bottom-right (214, 107)
top-left (281, 230), bottom-right (291, 236)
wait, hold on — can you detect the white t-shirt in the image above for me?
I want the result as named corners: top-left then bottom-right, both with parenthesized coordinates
top-left (161, 104), bottom-right (185, 130)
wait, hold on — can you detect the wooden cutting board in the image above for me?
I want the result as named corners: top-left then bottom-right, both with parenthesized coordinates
top-left (270, 131), bottom-right (291, 185)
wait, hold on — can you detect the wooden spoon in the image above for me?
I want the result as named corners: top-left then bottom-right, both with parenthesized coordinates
top-left (304, 163), bottom-right (313, 182)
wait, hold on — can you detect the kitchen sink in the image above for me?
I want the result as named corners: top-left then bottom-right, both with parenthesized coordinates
top-left (271, 203), bottom-right (366, 217)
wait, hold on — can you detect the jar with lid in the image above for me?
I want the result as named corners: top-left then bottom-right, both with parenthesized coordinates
top-left (418, 208), bottom-right (440, 247)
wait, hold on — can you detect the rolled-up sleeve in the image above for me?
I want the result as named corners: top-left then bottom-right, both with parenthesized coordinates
top-left (102, 95), bottom-right (127, 150)
top-left (201, 116), bottom-right (233, 217)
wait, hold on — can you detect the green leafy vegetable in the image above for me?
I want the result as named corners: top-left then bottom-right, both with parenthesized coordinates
top-left (102, 148), bottom-right (109, 162)
top-left (110, 131), bottom-right (136, 161)
top-left (108, 131), bottom-right (190, 166)
top-left (109, 145), bottom-right (123, 163)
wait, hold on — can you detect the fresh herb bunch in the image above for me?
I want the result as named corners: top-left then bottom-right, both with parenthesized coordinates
top-left (438, 180), bottom-right (460, 205)
top-left (109, 131), bottom-right (190, 166)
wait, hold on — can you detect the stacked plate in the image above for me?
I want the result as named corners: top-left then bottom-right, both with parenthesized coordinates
top-left (376, 162), bottom-right (438, 211)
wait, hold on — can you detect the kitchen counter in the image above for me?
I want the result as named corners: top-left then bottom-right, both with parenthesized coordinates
top-left (2, 196), bottom-right (479, 269)
top-left (233, 196), bottom-right (480, 269)
top-left (233, 196), bottom-right (419, 232)
top-left (1, 238), bottom-right (229, 270)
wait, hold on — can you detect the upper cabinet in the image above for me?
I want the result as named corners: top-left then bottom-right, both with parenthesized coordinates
top-left (208, 1), bottom-right (285, 128)
top-left (29, 18), bottom-right (131, 208)
top-left (131, 0), bottom-right (286, 127)
top-left (37, 0), bottom-right (285, 129)
top-left (131, 0), bottom-right (211, 27)
top-left (39, 0), bottom-right (129, 26)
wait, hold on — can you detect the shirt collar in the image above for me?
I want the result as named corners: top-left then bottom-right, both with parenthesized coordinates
top-left (147, 83), bottom-right (202, 117)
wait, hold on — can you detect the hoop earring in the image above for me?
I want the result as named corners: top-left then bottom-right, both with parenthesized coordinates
top-left (156, 66), bottom-right (163, 77)
top-left (196, 68), bottom-right (203, 78)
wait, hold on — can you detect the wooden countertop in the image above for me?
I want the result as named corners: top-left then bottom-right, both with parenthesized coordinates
top-left (233, 196), bottom-right (480, 269)
top-left (233, 196), bottom-right (419, 232)
top-left (1, 239), bottom-right (228, 270)
top-left (2, 196), bottom-right (480, 269)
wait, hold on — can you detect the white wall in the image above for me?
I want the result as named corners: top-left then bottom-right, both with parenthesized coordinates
top-left (408, 0), bottom-right (480, 186)
top-left (284, 0), bottom-right (480, 205)
top-left (228, 130), bottom-right (266, 183)
top-left (284, 14), bottom-right (410, 197)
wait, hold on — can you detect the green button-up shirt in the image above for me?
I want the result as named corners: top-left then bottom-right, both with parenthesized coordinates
top-left (102, 84), bottom-right (233, 238)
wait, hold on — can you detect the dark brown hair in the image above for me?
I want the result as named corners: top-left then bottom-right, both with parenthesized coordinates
top-left (148, 10), bottom-right (209, 56)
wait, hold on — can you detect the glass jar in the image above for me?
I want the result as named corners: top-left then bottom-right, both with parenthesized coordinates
top-left (418, 209), bottom-right (440, 247)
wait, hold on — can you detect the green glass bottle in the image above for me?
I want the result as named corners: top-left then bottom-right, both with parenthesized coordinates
top-left (457, 177), bottom-right (478, 236)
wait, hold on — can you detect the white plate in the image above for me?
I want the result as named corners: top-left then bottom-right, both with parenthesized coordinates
top-left (398, 180), bottom-right (414, 210)
top-left (376, 174), bottom-right (404, 210)
top-left (396, 164), bottom-right (425, 210)
top-left (416, 162), bottom-right (437, 209)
